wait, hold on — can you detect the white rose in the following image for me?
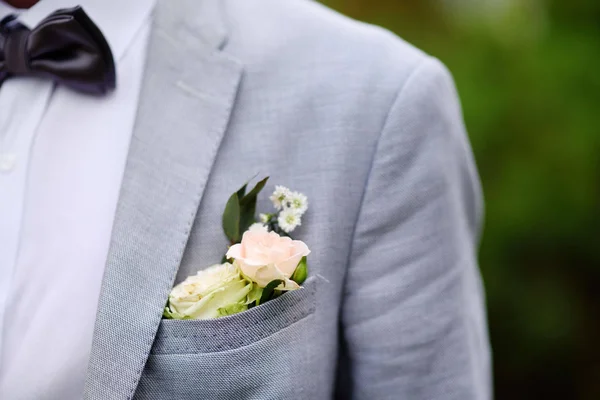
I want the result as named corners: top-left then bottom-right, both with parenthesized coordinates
top-left (165, 263), bottom-right (252, 320)
top-left (226, 230), bottom-right (310, 290)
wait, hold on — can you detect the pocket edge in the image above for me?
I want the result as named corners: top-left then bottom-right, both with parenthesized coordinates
top-left (151, 276), bottom-right (318, 354)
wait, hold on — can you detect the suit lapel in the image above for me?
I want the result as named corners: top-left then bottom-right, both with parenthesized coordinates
top-left (84, 1), bottom-right (242, 398)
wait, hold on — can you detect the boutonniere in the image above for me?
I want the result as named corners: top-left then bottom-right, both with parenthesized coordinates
top-left (163, 177), bottom-right (310, 320)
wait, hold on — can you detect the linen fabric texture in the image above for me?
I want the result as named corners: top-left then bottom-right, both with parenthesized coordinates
top-left (84, 0), bottom-right (491, 399)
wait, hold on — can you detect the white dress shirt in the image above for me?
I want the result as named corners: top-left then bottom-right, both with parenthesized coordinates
top-left (0, 0), bottom-right (155, 398)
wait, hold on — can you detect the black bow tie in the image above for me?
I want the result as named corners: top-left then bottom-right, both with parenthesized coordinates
top-left (0, 6), bottom-right (116, 95)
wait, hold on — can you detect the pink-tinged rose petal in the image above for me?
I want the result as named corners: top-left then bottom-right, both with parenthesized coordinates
top-left (291, 240), bottom-right (311, 258)
top-left (275, 240), bottom-right (311, 276)
top-left (253, 265), bottom-right (284, 287)
top-left (278, 278), bottom-right (301, 291)
top-left (226, 243), bottom-right (243, 260)
top-left (244, 245), bottom-right (268, 264)
top-left (236, 261), bottom-right (261, 282)
top-left (226, 230), bottom-right (310, 288)
top-left (276, 254), bottom-right (303, 277)
top-left (269, 246), bottom-right (289, 265)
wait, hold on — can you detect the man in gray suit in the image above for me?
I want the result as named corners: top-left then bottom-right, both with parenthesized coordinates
top-left (0, 0), bottom-right (491, 399)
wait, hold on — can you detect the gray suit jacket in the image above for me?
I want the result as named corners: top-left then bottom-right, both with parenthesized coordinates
top-left (83, 0), bottom-right (491, 399)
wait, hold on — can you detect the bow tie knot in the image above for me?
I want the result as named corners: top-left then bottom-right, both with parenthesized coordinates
top-left (0, 6), bottom-right (116, 95)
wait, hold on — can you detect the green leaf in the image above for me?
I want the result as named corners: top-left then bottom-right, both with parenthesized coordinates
top-left (258, 279), bottom-right (283, 305)
top-left (240, 177), bottom-right (269, 205)
top-left (239, 177), bottom-right (269, 234)
top-left (246, 283), bottom-right (263, 306)
top-left (222, 192), bottom-right (241, 243)
top-left (291, 256), bottom-right (308, 285)
top-left (223, 177), bottom-right (269, 243)
top-left (236, 183), bottom-right (247, 200)
top-left (239, 207), bottom-right (256, 236)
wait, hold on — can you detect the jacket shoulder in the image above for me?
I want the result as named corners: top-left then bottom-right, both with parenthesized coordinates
top-left (222, 0), bottom-right (428, 88)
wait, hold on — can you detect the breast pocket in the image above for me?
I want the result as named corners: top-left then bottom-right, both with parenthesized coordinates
top-left (134, 277), bottom-right (319, 400)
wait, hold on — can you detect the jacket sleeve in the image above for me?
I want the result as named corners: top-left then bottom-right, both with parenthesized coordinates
top-left (340, 56), bottom-right (492, 399)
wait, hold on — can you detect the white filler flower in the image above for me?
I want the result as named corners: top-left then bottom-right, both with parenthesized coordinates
top-left (278, 208), bottom-right (301, 233)
top-left (269, 185), bottom-right (291, 210)
top-left (288, 191), bottom-right (308, 216)
top-left (248, 222), bottom-right (268, 232)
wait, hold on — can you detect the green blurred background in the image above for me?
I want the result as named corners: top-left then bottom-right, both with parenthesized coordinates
top-left (320, 0), bottom-right (600, 398)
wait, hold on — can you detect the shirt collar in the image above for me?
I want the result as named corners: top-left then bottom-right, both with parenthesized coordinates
top-left (8, 0), bottom-right (156, 62)
top-left (0, 2), bottom-right (17, 17)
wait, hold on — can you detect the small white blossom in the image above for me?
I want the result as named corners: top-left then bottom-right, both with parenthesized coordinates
top-left (270, 186), bottom-right (291, 210)
top-left (248, 223), bottom-right (268, 232)
top-left (287, 191), bottom-right (308, 216)
top-left (259, 213), bottom-right (271, 224)
top-left (278, 208), bottom-right (301, 233)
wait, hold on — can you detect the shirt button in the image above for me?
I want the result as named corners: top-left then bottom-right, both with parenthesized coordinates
top-left (0, 153), bottom-right (17, 172)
